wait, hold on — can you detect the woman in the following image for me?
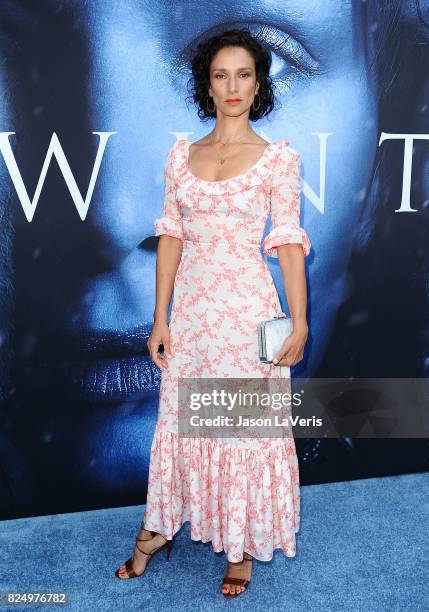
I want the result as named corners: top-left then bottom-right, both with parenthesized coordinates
top-left (115, 28), bottom-right (311, 598)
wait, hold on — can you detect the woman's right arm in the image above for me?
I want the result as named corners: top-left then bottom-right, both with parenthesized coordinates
top-left (150, 235), bottom-right (182, 370)
top-left (148, 142), bottom-right (184, 370)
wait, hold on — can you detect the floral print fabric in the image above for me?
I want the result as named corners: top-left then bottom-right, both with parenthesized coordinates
top-left (144, 139), bottom-right (312, 562)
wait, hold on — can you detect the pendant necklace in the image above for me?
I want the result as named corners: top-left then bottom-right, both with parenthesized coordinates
top-left (210, 132), bottom-right (250, 165)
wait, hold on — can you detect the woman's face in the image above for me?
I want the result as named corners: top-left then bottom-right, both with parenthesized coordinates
top-left (6, 0), bottom-right (377, 505)
top-left (208, 46), bottom-right (259, 116)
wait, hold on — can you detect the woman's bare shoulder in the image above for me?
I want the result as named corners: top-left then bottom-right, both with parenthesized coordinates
top-left (188, 136), bottom-right (211, 153)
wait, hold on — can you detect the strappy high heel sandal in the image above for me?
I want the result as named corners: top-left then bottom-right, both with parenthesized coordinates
top-left (221, 552), bottom-right (253, 598)
top-left (115, 521), bottom-right (174, 580)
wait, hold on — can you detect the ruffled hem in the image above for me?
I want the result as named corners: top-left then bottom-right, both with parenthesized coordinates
top-left (263, 223), bottom-right (312, 258)
top-left (154, 215), bottom-right (184, 240)
top-left (142, 426), bottom-right (300, 562)
top-left (173, 138), bottom-right (289, 196)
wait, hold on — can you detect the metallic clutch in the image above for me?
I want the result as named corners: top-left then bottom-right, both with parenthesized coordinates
top-left (258, 312), bottom-right (293, 363)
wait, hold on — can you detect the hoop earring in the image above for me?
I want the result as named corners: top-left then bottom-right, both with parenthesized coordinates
top-left (206, 96), bottom-right (215, 113)
top-left (252, 93), bottom-right (261, 111)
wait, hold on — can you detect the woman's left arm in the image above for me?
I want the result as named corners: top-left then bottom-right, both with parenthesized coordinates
top-left (262, 142), bottom-right (312, 366)
top-left (274, 245), bottom-right (308, 366)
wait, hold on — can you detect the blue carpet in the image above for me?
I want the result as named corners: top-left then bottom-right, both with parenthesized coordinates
top-left (1, 472), bottom-right (428, 611)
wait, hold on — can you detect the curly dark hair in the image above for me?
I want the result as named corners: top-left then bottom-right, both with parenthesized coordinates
top-left (186, 28), bottom-right (276, 122)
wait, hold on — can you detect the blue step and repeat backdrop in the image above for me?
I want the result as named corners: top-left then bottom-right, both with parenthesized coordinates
top-left (0, 1), bottom-right (428, 520)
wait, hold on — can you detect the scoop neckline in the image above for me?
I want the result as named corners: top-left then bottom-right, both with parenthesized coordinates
top-left (183, 139), bottom-right (275, 184)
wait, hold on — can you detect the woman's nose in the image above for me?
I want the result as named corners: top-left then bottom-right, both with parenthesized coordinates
top-left (227, 80), bottom-right (239, 93)
top-left (57, 21), bottom-right (161, 264)
top-left (69, 96), bottom-right (162, 264)
top-left (83, 131), bottom-right (158, 258)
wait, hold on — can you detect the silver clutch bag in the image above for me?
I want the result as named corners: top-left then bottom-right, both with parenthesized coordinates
top-left (258, 312), bottom-right (293, 363)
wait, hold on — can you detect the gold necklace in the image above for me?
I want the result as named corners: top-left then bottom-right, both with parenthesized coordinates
top-left (210, 132), bottom-right (251, 165)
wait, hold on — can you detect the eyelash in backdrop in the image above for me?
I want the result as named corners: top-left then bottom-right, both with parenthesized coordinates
top-left (177, 21), bottom-right (327, 94)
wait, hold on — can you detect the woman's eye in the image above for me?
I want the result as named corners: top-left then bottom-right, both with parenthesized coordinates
top-left (214, 73), bottom-right (250, 78)
top-left (178, 23), bottom-right (324, 92)
top-left (249, 23), bottom-right (324, 91)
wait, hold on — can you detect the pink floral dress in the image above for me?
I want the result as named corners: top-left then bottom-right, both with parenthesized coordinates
top-left (143, 138), bottom-right (312, 562)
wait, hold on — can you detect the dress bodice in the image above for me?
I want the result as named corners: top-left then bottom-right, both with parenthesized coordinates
top-left (154, 138), bottom-right (311, 259)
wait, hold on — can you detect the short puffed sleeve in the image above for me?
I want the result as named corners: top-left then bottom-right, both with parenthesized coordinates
top-left (153, 142), bottom-right (184, 240)
top-left (263, 143), bottom-right (311, 258)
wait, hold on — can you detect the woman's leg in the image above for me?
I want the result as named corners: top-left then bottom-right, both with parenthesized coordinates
top-left (116, 522), bottom-right (169, 579)
top-left (221, 553), bottom-right (253, 596)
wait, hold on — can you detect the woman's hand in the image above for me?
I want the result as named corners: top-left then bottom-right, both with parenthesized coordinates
top-left (147, 319), bottom-right (173, 370)
top-left (272, 320), bottom-right (309, 367)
